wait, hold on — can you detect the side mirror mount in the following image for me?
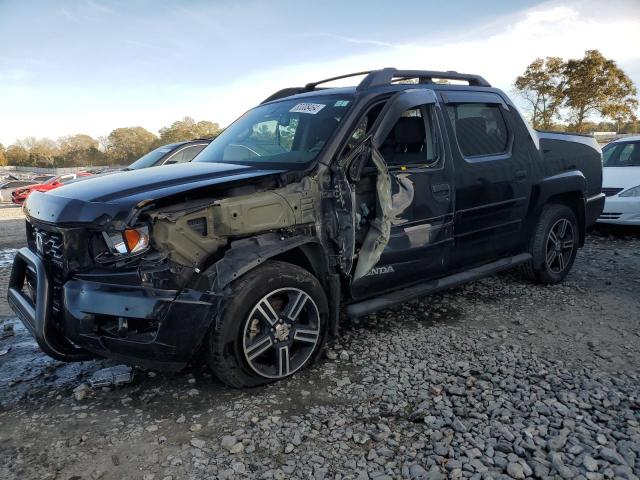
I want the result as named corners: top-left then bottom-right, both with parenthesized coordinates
top-left (346, 137), bottom-right (372, 182)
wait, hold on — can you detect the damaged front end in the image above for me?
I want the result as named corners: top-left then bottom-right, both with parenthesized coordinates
top-left (8, 174), bottom-right (330, 370)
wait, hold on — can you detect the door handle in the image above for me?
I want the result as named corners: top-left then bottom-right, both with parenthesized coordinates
top-left (515, 170), bottom-right (527, 180)
top-left (432, 183), bottom-right (451, 196)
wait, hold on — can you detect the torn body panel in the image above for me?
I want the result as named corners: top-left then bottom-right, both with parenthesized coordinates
top-left (353, 148), bottom-right (392, 280)
top-left (149, 177), bottom-right (322, 269)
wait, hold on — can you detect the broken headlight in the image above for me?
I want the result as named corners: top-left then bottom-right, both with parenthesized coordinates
top-left (103, 226), bottom-right (150, 255)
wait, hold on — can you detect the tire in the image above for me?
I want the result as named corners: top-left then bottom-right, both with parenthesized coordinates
top-left (207, 260), bottom-right (328, 388)
top-left (521, 203), bottom-right (579, 285)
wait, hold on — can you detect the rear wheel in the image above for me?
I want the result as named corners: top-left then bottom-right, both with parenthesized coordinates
top-left (522, 203), bottom-right (578, 284)
top-left (207, 261), bottom-right (328, 388)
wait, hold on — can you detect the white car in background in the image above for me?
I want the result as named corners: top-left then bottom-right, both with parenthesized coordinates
top-left (598, 136), bottom-right (640, 225)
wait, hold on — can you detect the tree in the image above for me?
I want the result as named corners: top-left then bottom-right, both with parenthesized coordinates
top-left (158, 117), bottom-right (221, 144)
top-left (104, 127), bottom-right (158, 164)
top-left (564, 50), bottom-right (638, 133)
top-left (514, 57), bottom-right (565, 129)
top-left (22, 138), bottom-right (58, 167)
top-left (58, 134), bottom-right (102, 167)
top-left (5, 145), bottom-right (29, 166)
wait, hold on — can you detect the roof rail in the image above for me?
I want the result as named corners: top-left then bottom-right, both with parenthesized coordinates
top-left (262, 87), bottom-right (309, 104)
top-left (357, 68), bottom-right (491, 89)
top-left (261, 72), bottom-right (373, 104)
top-left (304, 71), bottom-right (372, 91)
top-left (261, 68), bottom-right (491, 103)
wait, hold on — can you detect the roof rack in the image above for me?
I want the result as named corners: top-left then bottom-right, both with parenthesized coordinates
top-left (261, 68), bottom-right (491, 103)
top-left (357, 68), bottom-right (491, 89)
top-left (304, 71), bottom-right (372, 91)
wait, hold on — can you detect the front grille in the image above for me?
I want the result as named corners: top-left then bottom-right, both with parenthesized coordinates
top-left (30, 225), bottom-right (65, 317)
top-left (602, 187), bottom-right (624, 197)
top-left (32, 227), bottom-right (64, 263)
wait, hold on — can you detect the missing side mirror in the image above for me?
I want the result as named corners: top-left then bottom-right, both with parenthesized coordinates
top-left (346, 137), bottom-right (373, 182)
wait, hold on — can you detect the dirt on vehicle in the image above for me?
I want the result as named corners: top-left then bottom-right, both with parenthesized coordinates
top-left (1, 210), bottom-right (639, 479)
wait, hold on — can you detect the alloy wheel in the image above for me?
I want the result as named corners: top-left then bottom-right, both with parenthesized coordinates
top-left (545, 218), bottom-right (575, 274)
top-left (242, 287), bottom-right (321, 379)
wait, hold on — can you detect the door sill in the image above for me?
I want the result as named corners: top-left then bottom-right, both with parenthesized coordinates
top-left (345, 252), bottom-right (532, 318)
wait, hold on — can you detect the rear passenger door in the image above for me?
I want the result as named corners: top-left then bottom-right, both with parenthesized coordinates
top-left (442, 91), bottom-right (530, 267)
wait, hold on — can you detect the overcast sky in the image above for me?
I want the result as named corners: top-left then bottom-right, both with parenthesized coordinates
top-left (0, 0), bottom-right (639, 145)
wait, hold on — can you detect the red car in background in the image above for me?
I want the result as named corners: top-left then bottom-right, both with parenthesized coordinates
top-left (12, 172), bottom-right (92, 205)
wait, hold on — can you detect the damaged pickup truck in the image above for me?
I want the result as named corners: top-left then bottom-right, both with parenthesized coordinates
top-left (8, 68), bottom-right (605, 387)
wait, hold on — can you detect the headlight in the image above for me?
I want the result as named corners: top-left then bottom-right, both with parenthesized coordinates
top-left (619, 185), bottom-right (640, 197)
top-left (103, 226), bottom-right (150, 255)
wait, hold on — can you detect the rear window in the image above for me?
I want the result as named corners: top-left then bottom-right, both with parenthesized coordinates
top-left (447, 103), bottom-right (509, 157)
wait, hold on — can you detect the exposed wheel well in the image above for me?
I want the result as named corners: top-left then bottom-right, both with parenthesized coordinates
top-left (271, 247), bottom-right (317, 277)
top-left (542, 191), bottom-right (586, 246)
top-left (270, 244), bottom-right (341, 336)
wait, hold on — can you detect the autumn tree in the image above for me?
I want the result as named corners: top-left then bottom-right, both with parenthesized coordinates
top-left (18, 137), bottom-right (59, 167)
top-left (0, 144), bottom-right (7, 167)
top-left (158, 117), bottom-right (221, 144)
top-left (564, 50), bottom-right (638, 132)
top-left (58, 134), bottom-right (102, 167)
top-left (104, 127), bottom-right (158, 164)
top-left (5, 145), bottom-right (29, 166)
top-left (514, 57), bottom-right (565, 129)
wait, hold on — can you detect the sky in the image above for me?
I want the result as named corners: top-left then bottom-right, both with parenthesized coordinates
top-left (0, 0), bottom-right (639, 146)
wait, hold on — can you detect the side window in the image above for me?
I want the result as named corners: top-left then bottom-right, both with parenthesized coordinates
top-left (7, 181), bottom-right (31, 188)
top-left (381, 104), bottom-right (441, 168)
top-left (341, 102), bottom-right (385, 159)
top-left (59, 175), bottom-right (75, 183)
top-left (603, 143), bottom-right (640, 167)
top-left (619, 144), bottom-right (635, 164)
top-left (167, 145), bottom-right (207, 164)
top-left (277, 117), bottom-right (300, 152)
top-left (250, 120), bottom-right (278, 144)
top-left (447, 103), bottom-right (509, 157)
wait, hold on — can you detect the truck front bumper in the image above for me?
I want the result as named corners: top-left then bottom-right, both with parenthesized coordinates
top-left (8, 247), bottom-right (215, 370)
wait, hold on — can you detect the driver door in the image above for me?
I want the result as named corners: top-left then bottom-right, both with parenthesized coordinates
top-left (348, 89), bottom-right (455, 299)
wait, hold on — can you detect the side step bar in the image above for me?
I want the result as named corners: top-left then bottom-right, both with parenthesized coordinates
top-left (345, 253), bottom-right (532, 318)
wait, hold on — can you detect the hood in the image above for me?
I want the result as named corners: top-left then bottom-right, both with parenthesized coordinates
top-left (602, 166), bottom-right (640, 190)
top-left (24, 162), bottom-right (285, 225)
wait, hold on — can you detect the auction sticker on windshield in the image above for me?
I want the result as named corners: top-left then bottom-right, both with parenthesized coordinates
top-left (289, 103), bottom-right (326, 114)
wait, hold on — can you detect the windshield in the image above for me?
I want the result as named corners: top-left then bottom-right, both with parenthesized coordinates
top-left (603, 141), bottom-right (640, 167)
top-left (194, 94), bottom-right (354, 167)
top-left (127, 145), bottom-right (176, 170)
top-left (44, 176), bottom-right (60, 184)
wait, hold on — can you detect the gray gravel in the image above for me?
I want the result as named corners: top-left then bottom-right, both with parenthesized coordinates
top-left (0, 228), bottom-right (639, 479)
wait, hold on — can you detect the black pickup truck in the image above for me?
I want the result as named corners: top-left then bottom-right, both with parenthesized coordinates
top-left (8, 68), bottom-right (604, 387)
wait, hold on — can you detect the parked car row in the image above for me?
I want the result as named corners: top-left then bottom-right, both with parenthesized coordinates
top-left (11, 172), bottom-right (93, 205)
top-left (0, 175), bottom-right (54, 203)
top-left (3, 131), bottom-right (637, 226)
top-left (1, 138), bottom-right (214, 205)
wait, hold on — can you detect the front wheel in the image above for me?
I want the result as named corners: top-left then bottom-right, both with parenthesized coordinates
top-left (207, 261), bottom-right (328, 388)
top-left (521, 203), bottom-right (579, 284)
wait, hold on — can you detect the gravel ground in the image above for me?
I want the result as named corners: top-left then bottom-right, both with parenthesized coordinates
top-left (0, 218), bottom-right (638, 480)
